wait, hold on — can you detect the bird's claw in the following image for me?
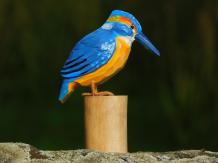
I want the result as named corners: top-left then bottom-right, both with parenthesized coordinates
top-left (82, 91), bottom-right (114, 96)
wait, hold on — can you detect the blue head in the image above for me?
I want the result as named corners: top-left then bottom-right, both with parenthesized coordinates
top-left (102, 10), bottom-right (160, 56)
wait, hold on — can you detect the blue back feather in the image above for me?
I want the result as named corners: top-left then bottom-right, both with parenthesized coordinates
top-left (60, 28), bottom-right (116, 79)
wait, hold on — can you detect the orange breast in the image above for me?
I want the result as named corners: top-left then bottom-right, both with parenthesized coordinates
top-left (75, 37), bottom-right (131, 86)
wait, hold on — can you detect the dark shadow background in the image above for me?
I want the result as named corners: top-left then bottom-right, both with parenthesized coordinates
top-left (0, 0), bottom-right (217, 152)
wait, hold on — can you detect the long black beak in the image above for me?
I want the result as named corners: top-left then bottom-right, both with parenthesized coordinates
top-left (135, 32), bottom-right (160, 56)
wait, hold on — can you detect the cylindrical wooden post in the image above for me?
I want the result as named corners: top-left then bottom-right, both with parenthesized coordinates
top-left (84, 96), bottom-right (128, 153)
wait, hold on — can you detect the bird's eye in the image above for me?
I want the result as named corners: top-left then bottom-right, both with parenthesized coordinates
top-left (130, 25), bottom-right (135, 29)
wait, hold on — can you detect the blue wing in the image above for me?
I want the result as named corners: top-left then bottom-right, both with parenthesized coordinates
top-left (60, 28), bottom-right (116, 79)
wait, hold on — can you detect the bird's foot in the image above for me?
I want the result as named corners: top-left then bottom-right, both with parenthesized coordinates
top-left (82, 91), bottom-right (114, 96)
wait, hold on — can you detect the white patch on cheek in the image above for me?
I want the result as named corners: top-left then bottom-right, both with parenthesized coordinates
top-left (101, 23), bottom-right (112, 30)
top-left (119, 36), bottom-right (135, 46)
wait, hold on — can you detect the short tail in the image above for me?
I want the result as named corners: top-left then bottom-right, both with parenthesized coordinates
top-left (58, 79), bottom-right (77, 103)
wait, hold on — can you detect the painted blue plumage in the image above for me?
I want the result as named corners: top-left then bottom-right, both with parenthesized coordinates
top-left (59, 10), bottom-right (160, 103)
top-left (59, 28), bottom-right (117, 101)
top-left (58, 78), bottom-right (76, 101)
top-left (61, 29), bottom-right (116, 79)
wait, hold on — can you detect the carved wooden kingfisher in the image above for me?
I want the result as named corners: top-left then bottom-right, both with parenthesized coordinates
top-left (59, 10), bottom-right (160, 103)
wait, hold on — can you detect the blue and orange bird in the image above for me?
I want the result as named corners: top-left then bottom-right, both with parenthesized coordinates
top-left (59, 10), bottom-right (160, 103)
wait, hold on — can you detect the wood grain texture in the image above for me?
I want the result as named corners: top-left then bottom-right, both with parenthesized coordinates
top-left (84, 96), bottom-right (128, 153)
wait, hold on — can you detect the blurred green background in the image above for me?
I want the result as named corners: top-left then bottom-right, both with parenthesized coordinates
top-left (0, 0), bottom-right (217, 152)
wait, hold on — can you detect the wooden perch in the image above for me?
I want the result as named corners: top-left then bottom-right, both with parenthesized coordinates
top-left (84, 96), bottom-right (128, 153)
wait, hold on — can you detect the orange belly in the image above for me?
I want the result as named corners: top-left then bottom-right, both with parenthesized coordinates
top-left (74, 37), bottom-right (131, 86)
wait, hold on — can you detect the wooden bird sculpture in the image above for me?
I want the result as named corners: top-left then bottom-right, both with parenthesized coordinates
top-left (58, 10), bottom-right (160, 103)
